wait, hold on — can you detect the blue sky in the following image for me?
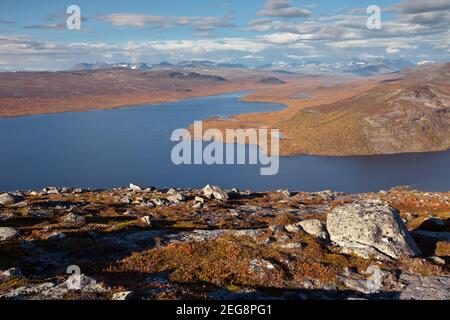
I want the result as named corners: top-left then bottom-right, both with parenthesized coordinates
top-left (0, 0), bottom-right (448, 70)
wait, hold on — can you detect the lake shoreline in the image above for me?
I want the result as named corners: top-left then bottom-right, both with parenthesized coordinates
top-left (1, 93), bottom-right (449, 192)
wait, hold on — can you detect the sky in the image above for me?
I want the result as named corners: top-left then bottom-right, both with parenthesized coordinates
top-left (0, 0), bottom-right (449, 70)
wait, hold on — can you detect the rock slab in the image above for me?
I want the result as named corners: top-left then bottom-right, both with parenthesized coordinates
top-left (327, 200), bottom-right (421, 260)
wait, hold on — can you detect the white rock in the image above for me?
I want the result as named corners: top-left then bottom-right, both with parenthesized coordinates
top-left (298, 219), bottom-right (329, 240)
top-left (202, 185), bottom-right (228, 201)
top-left (0, 227), bottom-right (19, 241)
top-left (0, 193), bottom-right (17, 206)
top-left (192, 202), bottom-right (203, 209)
top-left (111, 291), bottom-right (134, 300)
top-left (129, 183), bottom-right (142, 192)
top-left (285, 224), bottom-right (301, 233)
top-left (194, 196), bottom-right (205, 204)
top-left (62, 273), bottom-right (104, 292)
top-left (167, 193), bottom-right (186, 203)
top-left (140, 216), bottom-right (152, 227)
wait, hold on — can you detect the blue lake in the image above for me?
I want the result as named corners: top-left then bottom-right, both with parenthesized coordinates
top-left (0, 92), bottom-right (449, 193)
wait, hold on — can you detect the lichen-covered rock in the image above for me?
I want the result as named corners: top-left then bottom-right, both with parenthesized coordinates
top-left (399, 273), bottom-right (450, 300)
top-left (327, 200), bottom-right (421, 260)
top-left (0, 227), bottom-right (19, 241)
top-left (129, 183), bottom-right (142, 192)
top-left (298, 219), bottom-right (329, 240)
top-left (202, 185), bottom-right (228, 201)
top-left (0, 193), bottom-right (18, 206)
top-left (166, 193), bottom-right (186, 203)
top-left (111, 291), bottom-right (134, 300)
top-left (63, 213), bottom-right (86, 226)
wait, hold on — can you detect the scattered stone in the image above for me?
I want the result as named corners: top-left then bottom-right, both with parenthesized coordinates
top-left (192, 202), bottom-right (203, 209)
top-left (168, 229), bottom-right (260, 243)
top-left (249, 259), bottom-right (276, 273)
top-left (202, 185), bottom-right (228, 201)
top-left (0, 282), bottom-right (56, 300)
top-left (399, 273), bottom-right (450, 300)
top-left (429, 256), bottom-right (446, 266)
top-left (120, 196), bottom-right (131, 204)
top-left (46, 187), bottom-right (60, 195)
top-left (12, 201), bottom-right (28, 208)
top-left (194, 196), bottom-right (205, 204)
top-left (0, 227), bottom-right (19, 241)
top-left (298, 219), bottom-right (329, 241)
top-left (111, 291), bottom-right (134, 300)
top-left (140, 216), bottom-right (152, 227)
top-left (269, 225), bottom-right (285, 233)
top-left (0, 268), bottom-right (23, 280)
top-left (340, 266), bottom-right (384, 294)
top-left (285, 224), bottom-right (301, 233)
top-left (167, 188), bottom-right (177, 194)
top-left (63, 213), bottom-right (86, 226)
top-left (279, 189), bottom-right (292, 197)
top-left (0, 193), bottom-right (18, 206)
top-left (327, 200), bottom-right (421, 260)
top-left (152, 198), bottom-right (169, 206)
top-left (279, 242), bottom-right (303, 249)
top-left (167, 193), bottom-right (186, 203)
top-left (47, 232), bottom-right (66, 240)
top-left (129, 183), bottom-right (142, 192)
top-left (30, 210), bottom-right (53, 218)
top-left (60, 273), bottom-right (107, 292)
top-left (315, 190), bottom-right (337, 200)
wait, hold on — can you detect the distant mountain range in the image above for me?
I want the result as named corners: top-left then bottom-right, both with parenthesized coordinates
top-left (70, 58), bottom-right (418, 76)
top-left (255, 58), bottom-right (417, 76)
top-left (70, 60), bottom-right (248, 71)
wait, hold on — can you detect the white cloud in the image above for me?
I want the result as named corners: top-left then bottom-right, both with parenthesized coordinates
top-left (258, 0), bottom-right (311, 18)
top-left (386, 47), bottom-right (400, 54)
top-left (98, 13), bottom-right (235, 35)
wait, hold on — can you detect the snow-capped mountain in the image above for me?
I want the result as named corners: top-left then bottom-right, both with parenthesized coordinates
top-left (255, 58), bottom-right (416, 76)
top-left (71, 62), bottom-right (152, 71)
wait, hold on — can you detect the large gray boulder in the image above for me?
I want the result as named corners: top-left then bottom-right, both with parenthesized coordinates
top-left (327, 200), bottom-right (421, 260)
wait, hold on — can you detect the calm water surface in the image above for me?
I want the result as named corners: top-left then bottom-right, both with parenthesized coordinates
top-left (1, 93), bottom-right (449, 193)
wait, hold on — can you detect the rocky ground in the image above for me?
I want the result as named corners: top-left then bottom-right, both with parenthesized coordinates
top-left (0, 184), bottom-right (449, 300)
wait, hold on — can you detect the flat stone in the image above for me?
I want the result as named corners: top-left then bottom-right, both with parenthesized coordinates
top-left (399, 273), bottom-right (450, 300)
